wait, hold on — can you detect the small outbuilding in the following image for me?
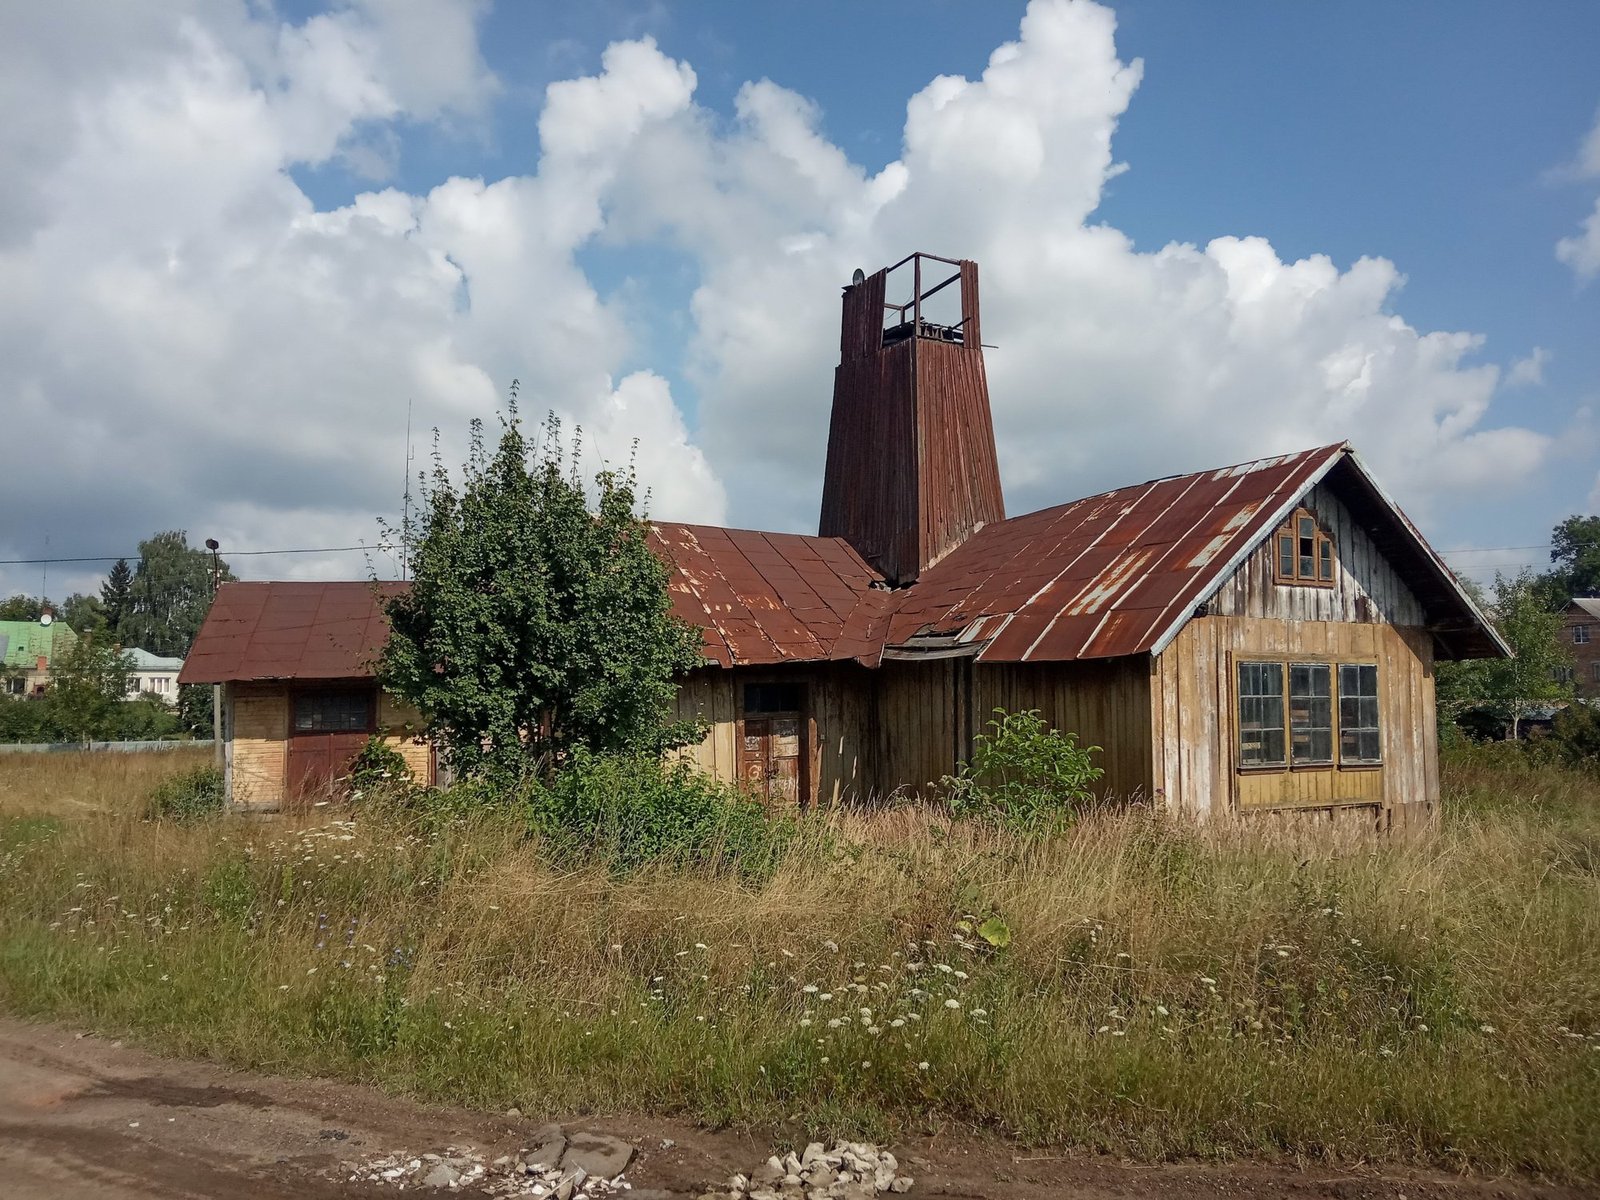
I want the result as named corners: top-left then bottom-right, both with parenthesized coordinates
top-left (180, 581), bottom-right (432, 810)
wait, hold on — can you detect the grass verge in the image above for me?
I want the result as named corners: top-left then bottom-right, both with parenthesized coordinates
top-left (0, 747), bottom-right (1596, 1178)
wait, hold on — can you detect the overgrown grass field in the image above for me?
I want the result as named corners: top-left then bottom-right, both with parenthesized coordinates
top-left (1, 746), bottom-right (1597, 1179)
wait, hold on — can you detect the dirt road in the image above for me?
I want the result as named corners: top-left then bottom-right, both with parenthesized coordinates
top-left (0, 1017), bottom-right (1580, 1199)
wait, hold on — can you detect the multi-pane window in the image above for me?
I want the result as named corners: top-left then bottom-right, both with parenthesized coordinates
top-left (1575, 624), bottom-right (1592, 645)
top-left (1337, 664), bottom-right (1381, 764)
top-left (292, 690), bottom-right (373, 733)
top-left (1237, 660), bottom-right (1380, 769)
top-left (1592, 662), bottom-right (1600, 684)
top-left (1237, 662), bottom-right (1286, 766)
top-left (1274, 509), bottom-right (1335, 587)
top-left (1289, 663), bottom-right (1333, 764)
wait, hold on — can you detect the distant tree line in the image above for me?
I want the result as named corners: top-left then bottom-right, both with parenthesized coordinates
top-left (0, 531), bottom-right (232, 743)
top-left (1439, 513), bottom-right (1600, 741)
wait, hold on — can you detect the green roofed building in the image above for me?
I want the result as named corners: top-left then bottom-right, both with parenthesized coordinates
top-left (0, 616), bottom-right (79, 697)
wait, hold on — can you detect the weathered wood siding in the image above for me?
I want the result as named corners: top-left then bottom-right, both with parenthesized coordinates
top-left (974, 659), bottom-right (1155, 802)
top-left (1208, 482), bottom-right (1427, 626)
top-left (1151, 617), bottom-right (1437, 823)
top-left (672, 664), bottom-right (872, 807)
top-left (874, 661), bottom-right (960, 798)
top-left (1151, 480), bottom-right (1439, 823)
top-left (227, 681), bottom-right (288, 810)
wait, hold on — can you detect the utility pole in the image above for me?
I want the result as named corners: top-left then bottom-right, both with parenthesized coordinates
top-left (205, 538), bottom-right (223, 770)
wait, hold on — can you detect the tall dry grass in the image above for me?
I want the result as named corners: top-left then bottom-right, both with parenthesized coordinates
top-left (1, 747), bottom-right (1597, 1178)
top-left (0, 747), bottom-right (209, 816)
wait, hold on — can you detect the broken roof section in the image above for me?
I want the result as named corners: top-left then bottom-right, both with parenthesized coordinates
top-left (887, 443), bottom-right (1506, 663)
top-left (179, 581), bottom-right (405, 684)
top-left (649, 523), bottom-right (893, 667)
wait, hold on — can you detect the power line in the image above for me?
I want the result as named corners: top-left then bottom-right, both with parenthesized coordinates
top-left (0, 545), bottom-right (373, 567)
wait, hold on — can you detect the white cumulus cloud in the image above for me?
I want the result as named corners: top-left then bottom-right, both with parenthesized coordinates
top-left (0, 0), bottom-right (1556, 605)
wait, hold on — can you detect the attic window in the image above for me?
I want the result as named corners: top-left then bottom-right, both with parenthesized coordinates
top-left (1274, 508), bottom-right (1335, 587)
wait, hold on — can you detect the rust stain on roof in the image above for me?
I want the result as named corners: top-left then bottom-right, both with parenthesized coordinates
top-left (649, 523), bottom-right (890, 667)
top-left (887, 443), bottom-right (1346, 662)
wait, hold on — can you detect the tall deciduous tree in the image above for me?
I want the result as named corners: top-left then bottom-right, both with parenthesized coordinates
top-left (101, 558), bottom-right (134, 637)
top-left (121, 532), bottom-right (234, 657)
top-left (379, 404), bottom-right (705, 784)
top-left (0, 595), bottom-right (44, 621)
top-left (1545, 514), bottom-right (1600, 605)
top-left (1437, 570), bottom-right (1572, 739)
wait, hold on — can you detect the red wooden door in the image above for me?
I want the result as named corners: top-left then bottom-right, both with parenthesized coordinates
top-left (286, 688), bottom-right (375, 807)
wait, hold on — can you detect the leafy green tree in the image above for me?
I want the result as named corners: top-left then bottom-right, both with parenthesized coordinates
top-left (41, 635), bottom-right (136, 744)
top-left (1543, 514), bottom-right (1600, 606)
top-left (1437, 570), bottom-right (1572, 739)
top-left (379, 404), bottom-right (705, 785)
top-left (111, 694), bottom-right (181, 741)
top-left (61, 592), bottom-right (108, 636)
top-left (0, 595), bottom-right (44, 621)
top-left (121, 532), bottom-right (234, 657)
top-left (0, 695), bottom-right (51, 743)
top-left (101, 557), bottom-right (134, 636)
top-left (176, 683), bottom-right (215, 737)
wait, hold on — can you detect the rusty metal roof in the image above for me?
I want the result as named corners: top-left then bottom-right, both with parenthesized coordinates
top-left (178, 581), bottom-right (405, 684)
top-left (889, 443), bottom-right (1377, 662)
top-left (181, 444), bottom-right (1504, 683)
top-left (650, 523), bottom-right (893, 667)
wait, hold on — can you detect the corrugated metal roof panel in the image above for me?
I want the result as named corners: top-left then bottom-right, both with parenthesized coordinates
top-left (179, 581), bottom-right (406, 684)
top-left (649, 523), bottom-right (889, 667)
top-left (886, 443), bottom-right (1348, 662)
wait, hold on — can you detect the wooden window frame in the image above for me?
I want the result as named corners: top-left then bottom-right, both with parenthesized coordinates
top-left (289, 686), bottom-right (377, 736)
top-left (1273, 507), bottom-right (1336, 588)
top-left (1574, 624), bottom-right (1592, 645)
top-left (1234, 655), bottom-right (1382, 777)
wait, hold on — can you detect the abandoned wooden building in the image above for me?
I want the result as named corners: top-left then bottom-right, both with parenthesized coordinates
top-left (182, 253), bottom-right (1505, 825)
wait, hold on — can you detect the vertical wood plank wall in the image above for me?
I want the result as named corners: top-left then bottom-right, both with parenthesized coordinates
top-left (874, 660), bottom-right (958, 798)
top-left (973, 660), bottom-right (1154, 802)
top-left (1153, 618), bottom-right (1434, 817)
top-left (673, 665), bottom-right (872, 806)
top-left (1208, 483), bottom-right (1427, 626)
top-left (1154, 480), bottom-right (1439, 823)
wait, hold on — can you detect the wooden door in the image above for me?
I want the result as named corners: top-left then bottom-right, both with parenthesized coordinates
top-left (286, 688), bottom-right (375, 807)
top-left (739, 682), bottom-right (807, 808)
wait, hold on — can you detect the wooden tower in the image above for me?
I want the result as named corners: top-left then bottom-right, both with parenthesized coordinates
top-left (818, 253), bottom-right (1005, 585)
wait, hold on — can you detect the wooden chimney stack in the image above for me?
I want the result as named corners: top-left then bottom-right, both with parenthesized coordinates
top-left (818, 253), bottom-right (1005, 585)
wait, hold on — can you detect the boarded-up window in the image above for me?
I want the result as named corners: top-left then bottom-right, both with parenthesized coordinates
top-left (1289, 663), bottom-right (1333, 765)
top-left (743, 682), bottom-right (803, 714)
top-left (1237, 662), bottom-right (1286, 767)
top-left (1338, 664), bottom-right (1381, 764)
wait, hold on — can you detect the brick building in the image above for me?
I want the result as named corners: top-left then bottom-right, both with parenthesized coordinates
top-left (1561, 598), bottom-right (1600, 698)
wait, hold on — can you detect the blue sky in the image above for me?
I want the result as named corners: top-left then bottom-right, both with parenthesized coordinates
top-left (1, 0), bottom-right (1597, 595)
